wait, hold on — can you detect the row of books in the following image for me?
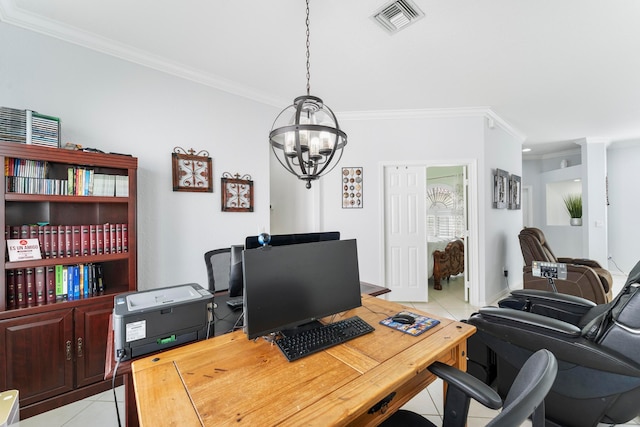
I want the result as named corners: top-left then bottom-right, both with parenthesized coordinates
top-left (4, 157), bottom-right (48, 178)
top-left (6, 223), bottom-right (128, 260)
top-left (0, 107), bottom-right (61, 147)
top-left (5, 263), bottom-right (104, 310)
top-left (3, 159), bottom-right (129, 197)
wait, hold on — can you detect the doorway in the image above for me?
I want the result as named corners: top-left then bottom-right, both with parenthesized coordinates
top-left (381, 161), bottom-right (478, 304)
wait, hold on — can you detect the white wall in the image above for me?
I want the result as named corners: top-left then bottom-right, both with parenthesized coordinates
top-left (1, 22), bottom-right (274, 291)
top-left (269, 111), bottom-right (523, 306)
top-left (607, 139), bottom-right (640, 273)
top-left (483, 120), bottom-right (524, 303)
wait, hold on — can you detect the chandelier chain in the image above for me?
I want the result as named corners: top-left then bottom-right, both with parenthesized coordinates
top-left (305, 0), bottom-right (311, 95)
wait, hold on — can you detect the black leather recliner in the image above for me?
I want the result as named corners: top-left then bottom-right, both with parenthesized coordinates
top-left (466, 260), bottom-right (640, 427)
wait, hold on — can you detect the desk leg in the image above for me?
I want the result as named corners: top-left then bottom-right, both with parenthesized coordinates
top-left (443, 340), bottom-right (469, 404)
top-left (124, 372), bottom-right (139, 427)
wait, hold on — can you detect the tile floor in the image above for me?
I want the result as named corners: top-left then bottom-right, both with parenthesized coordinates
top-left (18, 273), bottom-right (640, 426)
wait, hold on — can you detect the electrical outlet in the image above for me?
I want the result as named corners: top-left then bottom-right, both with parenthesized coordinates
top-left (503, 269), bottom-right (508, 277)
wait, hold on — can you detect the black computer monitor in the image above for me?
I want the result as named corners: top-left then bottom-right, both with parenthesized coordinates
top-left (242, 239), bottom-right (362, 340)
top-left (244, 231), bottom-right (340, 250)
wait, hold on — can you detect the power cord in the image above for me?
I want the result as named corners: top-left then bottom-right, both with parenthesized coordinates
top-left (608, 256), bottom-right (627, 275)
top-left (113, 350), bottom-right (125, 427)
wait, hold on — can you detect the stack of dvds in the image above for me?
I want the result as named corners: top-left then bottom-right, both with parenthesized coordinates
top-left (27, 110), bottom-right (60, 148)
top-left (0, 107), bottom-right (27, 144)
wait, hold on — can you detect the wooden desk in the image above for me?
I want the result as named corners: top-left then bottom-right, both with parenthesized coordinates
top-left (131, 296), bottom-right (475, 426)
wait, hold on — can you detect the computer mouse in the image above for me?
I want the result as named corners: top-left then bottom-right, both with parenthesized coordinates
top-left (391, 313), bottom-right (415, 325)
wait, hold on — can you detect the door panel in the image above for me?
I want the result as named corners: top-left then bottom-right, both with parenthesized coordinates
top-left (384, 166), bottom-right (427, 301)
top-left (75, 300), bottom-right (113, 387)
top-left (0, 309), bottom-right (74, 406)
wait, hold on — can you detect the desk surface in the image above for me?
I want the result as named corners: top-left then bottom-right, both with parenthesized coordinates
top-left (131, 295), bottom-right (475, 426)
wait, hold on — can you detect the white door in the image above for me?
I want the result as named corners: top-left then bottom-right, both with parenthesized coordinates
top-left (384, 165), bottom-right (428, 301)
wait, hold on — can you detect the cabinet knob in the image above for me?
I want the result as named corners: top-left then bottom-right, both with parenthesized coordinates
top-left (66, 340), bottom-right (72, 361)
top-left (77, 337), bottom-right (83, 358)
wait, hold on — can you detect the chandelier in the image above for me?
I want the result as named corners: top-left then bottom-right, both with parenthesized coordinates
top-left (269, 0), bottom-right (347, 189)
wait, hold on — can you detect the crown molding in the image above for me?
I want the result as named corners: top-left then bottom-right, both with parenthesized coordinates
top-left (0, 0), bottom-right (286, 108)
top-left (1, 0), bottom-right (527, 142)
top-left (338, 107), bottom-right (526, 141)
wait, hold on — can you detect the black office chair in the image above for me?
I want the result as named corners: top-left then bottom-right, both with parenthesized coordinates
top-left (204, 248), bottom-right (231, 294)
top-left (379, 349), bottom-right (557, 427)
top-left (466, 260), bottom-right (640, 427)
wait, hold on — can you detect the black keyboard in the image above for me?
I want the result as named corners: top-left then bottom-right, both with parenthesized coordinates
top-left (276, 316), bottom-right (375, 362)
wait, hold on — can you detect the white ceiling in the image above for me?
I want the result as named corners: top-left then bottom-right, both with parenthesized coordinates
top-left (2, 0), bottom-right (640, 155)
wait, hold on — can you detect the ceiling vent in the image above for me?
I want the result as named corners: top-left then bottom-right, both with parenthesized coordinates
top-left (371, 0), bottom-right (425, 35)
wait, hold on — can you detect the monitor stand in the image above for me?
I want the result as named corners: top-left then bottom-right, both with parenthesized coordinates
top-left (280, 320), bottom-right (324, 338)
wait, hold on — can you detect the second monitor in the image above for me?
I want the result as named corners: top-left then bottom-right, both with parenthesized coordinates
top-left (244, 231), bottom-right (340, 250)
top-left (229, 231), bottom-right (341, 298)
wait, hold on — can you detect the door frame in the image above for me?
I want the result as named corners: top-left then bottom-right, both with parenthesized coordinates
top-left (379, 159), bottom-right (480, 306)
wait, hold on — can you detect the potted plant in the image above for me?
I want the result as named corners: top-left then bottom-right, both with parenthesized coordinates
top-left (563, 194), bottom-right (582, 226)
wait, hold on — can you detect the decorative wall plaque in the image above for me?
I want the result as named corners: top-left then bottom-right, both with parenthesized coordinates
top-left (172, 147), bottom-right (213, 192)
top-left (342, 167), bottom-right (363, 208)
top-left (493, 168), bottom-right (509, 209)
top-left (509, 174), bottom-right (521, 210)
top-left (221, 172), bottom-right (254, 212)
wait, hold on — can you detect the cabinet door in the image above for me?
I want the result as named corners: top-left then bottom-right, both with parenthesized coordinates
top-left (74, 300), bottom-right (113, 387)
top-left (0, 309), bottom-right (74, 407)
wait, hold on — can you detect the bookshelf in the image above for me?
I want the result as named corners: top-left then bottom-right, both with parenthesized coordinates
top-left (0, 140), bottom-right (137, 419)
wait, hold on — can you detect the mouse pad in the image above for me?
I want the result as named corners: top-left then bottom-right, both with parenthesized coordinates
top-left (380, 311), bottom-right (441, 336)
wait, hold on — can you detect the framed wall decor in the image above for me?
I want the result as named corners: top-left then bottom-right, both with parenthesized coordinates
top-left (342, 167), bottom-right (363, 208)
top-left (172, 147), bottom-right (213, 192)
top-left (493, 168), bottom-right (509, 209)
top-left (509, 174), bottom-right (521, 210)
top-left (221, 172), bottom-right (254, 212)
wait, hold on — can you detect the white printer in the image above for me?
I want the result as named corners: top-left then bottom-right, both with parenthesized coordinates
top-left (113, 283), bottom-right (213, 360)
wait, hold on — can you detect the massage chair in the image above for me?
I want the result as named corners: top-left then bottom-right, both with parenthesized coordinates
top-left (465, 260), bottom-right (640, 427)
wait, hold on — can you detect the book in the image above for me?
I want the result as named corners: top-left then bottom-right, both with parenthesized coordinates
top-left (80, 224), bottom-right (90, 256)
top-left (103, 223), bottom-right (111, 254)
top-left (96, 224), bottom-right (104, 254)
top-left (45, 265), bottom-right (56, 304)
top-left (96, 264), bottom-right (104, 293)
top-left (15, 269), bottom-right (25, 308)
top-left (34, 266), bottom-right (46, 306)
top-left (115, 223), bottom-right (122, 253)
top-left (6, 269), bottom-right (16, 309)
top-left (51, 225), bottom-right (58, 258)
top-left (121, 223), bottom-right (128, 253)
top-left (25, 267), bottom-right (35, 307)
top-left (37, 225), bottom-right (45, 258)
top-left (379, 311), bottom-right (441, 336)
top-left (83, 264), bottom-right (89, 298)
top-left (89, 224), bottom-right (97, 255)
top-left (72, 225), bottom-right (81, 257)
top-left (43, 225), bottom-right (52, 258)
top-left (79, 264), bottom-right (84, 297)
top-left (64, 225), bottom-right (72, 257)
top-left (55, 265), bottom-right (64, 301)
top-left (88, 263), bottom-right (96, 294)
top-left (109, 223), bottom-right (116, 253)
top-left (72, 265), bottom-right (80, 300)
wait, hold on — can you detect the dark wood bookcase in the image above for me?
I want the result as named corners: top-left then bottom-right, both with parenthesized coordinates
top-left (0, 140), bottom-right (137, 419)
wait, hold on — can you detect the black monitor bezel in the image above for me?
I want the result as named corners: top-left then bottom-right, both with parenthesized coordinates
top-left (242, 239), bottom-right (362, 340)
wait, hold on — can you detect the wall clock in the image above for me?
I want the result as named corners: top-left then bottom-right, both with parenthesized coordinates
top-left (221, 172), bottom-right (254, 212)
top-left (171, 147), bottom-right (213, 192)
